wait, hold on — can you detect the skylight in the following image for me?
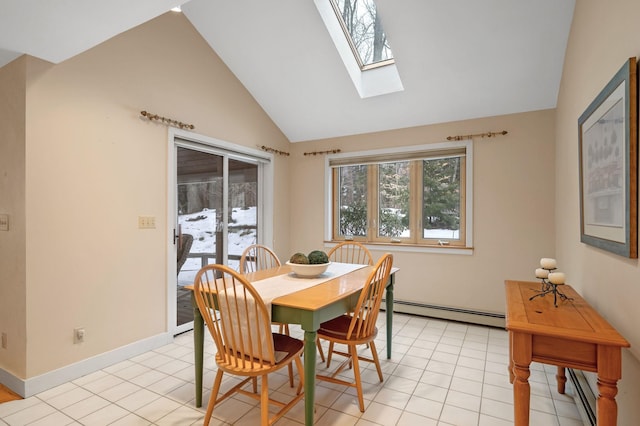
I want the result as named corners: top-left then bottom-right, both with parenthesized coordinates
top-left (329, 0), bottom-right (394, 70)
top-left (315, 0), bottom-right (403, 98)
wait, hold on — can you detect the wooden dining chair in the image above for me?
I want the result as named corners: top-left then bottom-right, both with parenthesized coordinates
top-left (193, 264), bottom-right (304, 426)
top-left (316, 253), bottom-right (393, 412)
top-left (239, 244), bottom-right (281, 273)
top-left (322, 241), bottom-right (375, 362)
top-left (240, 245), bottom-right (285, 337)
top-left (327, 241), bottom-right (374, 266)
top-left (239, 244), bottom-right (297, 383)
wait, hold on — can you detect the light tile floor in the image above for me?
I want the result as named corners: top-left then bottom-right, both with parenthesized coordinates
top-left (0, 313), bottom-right (585, 425)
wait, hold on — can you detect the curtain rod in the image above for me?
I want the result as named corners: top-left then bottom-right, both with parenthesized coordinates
top-left (258, 145), bottom-right (290, 156)
top-left (447, 130), bottom-right (508, 141)
top-left (140, 110), bottom-right (195, 130)
top-left (304, 149), bottom-right (341, 156)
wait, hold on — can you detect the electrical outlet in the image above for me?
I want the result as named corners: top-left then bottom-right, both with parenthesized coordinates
top-left (138, 216), bottom-right (156, 229)
top-left (1, 332), bottom-right (7, 349)
top-left (74, 328), bottom-right (85, 344)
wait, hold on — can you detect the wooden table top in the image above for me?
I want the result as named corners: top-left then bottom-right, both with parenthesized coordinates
top-left (186, 264), bottom-right (394, 312)
top-left (505, 280), bottom-right (629, 348)
top-left (266, 265), bottom-right (375, 311)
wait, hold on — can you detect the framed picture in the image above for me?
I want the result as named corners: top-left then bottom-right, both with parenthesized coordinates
top-left (578, 57), bottom-right (637, 258)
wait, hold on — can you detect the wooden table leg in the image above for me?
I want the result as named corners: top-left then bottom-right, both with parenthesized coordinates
top-left (556, 366), bottom-right (566, 394)
top-left (508, 331), bottom-right (514, 384)
top-left (596, 346), bottom-right (622, 426)
top-left (385, 275), bottom-right (394, 359)
top-left (192, 293), bottom-right (204, 408)
top-left (512, 332), bottom-right (532, 426)
top-left (303, 329), bottom-right (317, 426)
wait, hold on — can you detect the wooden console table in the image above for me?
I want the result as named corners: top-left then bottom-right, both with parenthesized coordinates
top-left (505, 280), bottom-right (630, 426)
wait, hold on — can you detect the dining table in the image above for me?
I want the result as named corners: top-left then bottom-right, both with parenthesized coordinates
top-left (187, 261), bottom-right (398, 426)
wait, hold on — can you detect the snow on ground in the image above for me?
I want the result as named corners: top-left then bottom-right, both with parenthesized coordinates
top-left (178, 207), bottom-right (257, 285)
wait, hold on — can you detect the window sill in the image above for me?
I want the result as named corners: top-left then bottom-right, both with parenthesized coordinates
top-left (324, 241), bottom-right (474, 256)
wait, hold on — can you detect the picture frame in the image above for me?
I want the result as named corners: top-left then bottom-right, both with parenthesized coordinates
top-left (578, 57), bottom-right (637, 258)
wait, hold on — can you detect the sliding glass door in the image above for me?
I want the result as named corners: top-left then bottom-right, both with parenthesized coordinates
top-left (174, 141), bottom-right (262, 330)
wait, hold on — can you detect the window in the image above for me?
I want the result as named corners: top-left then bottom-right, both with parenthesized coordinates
top-left (328, 141), bottom-right (472, 248)
top-left (314, 0), bottom-right (403, 98)
top-left (329, 0), bottom-right (394, 70)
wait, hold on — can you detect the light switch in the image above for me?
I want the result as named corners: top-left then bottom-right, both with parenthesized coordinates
top-left (138, 216), bottom-right (156, 229)
top-left (0, 214), bottom-right (8, 231)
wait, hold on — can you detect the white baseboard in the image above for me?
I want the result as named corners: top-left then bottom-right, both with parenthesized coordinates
top-left (0, 332), bottom-right (174, 398)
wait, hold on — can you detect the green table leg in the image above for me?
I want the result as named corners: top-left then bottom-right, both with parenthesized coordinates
top-left (303, 330), bottom-right (317, 426)
top-left (192, 293), bottom-right (204, 408)
top-left (385, 274), bottom-right (395, 359)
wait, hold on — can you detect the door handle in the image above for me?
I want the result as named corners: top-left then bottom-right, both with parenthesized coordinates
top-left (173, 225), bottom-right (182, 246)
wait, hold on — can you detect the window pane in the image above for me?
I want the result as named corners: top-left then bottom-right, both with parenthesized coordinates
top-left (338, 165), bottom-right (368, 237)
top-left (378, 162), bottom-right (409, 238)
top-left (423, 157), bottom-right (461, 239)
top-left (228, 159), bottom-right (258, 271)
top-left (332, 0), bottom-right (393, 67)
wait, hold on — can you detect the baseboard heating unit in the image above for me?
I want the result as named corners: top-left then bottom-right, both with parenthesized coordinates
top-left (568, 369), bottom-right (596, 426)
top-left (385, 299), bottom-right (505, 328)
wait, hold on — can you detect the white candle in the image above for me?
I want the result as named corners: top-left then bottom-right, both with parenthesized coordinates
top-left (540, 258), bottom-right (557, 269)
top-left (548, 272), bottom-right (565, 285)
top-left (535, 268), bottom-right (549, 279)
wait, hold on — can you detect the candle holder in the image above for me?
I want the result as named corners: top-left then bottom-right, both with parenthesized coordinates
top-left (529, 283), bottom-right (573, 307)
top-left (534, 267), bottom-right (555, 292)
top-left (530, 271), bottom-right (573, 307)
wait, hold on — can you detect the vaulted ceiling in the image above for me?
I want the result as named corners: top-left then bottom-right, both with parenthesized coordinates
top-left (0, 0), bottom-right (575, 142)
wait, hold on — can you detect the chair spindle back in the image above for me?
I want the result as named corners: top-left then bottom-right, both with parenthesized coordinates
top-left (327, 241), bottom-right (374, 266)
top-left (347, 253), bottom-right (393, 340)
top-left (240, 244), bottom-right (281, 274)
top-left (193, 264), bottom-right (277, 367)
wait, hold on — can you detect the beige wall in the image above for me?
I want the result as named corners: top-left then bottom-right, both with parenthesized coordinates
top-left (555, 0), bottom-right (640, 422)
top-left (290, 109), bottom-right (556, 315)
top-left (1, 12), bottom-right (290, 379)
top-left (0, 56), bottom-right (27, 377)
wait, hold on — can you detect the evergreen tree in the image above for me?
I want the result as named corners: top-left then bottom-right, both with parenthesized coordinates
top-left (378, 162), bottom-right (409, 236)
top-left (422, 158), bottom-right (460, 231)
top-left (339, 165), bottom-right (368, 236)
